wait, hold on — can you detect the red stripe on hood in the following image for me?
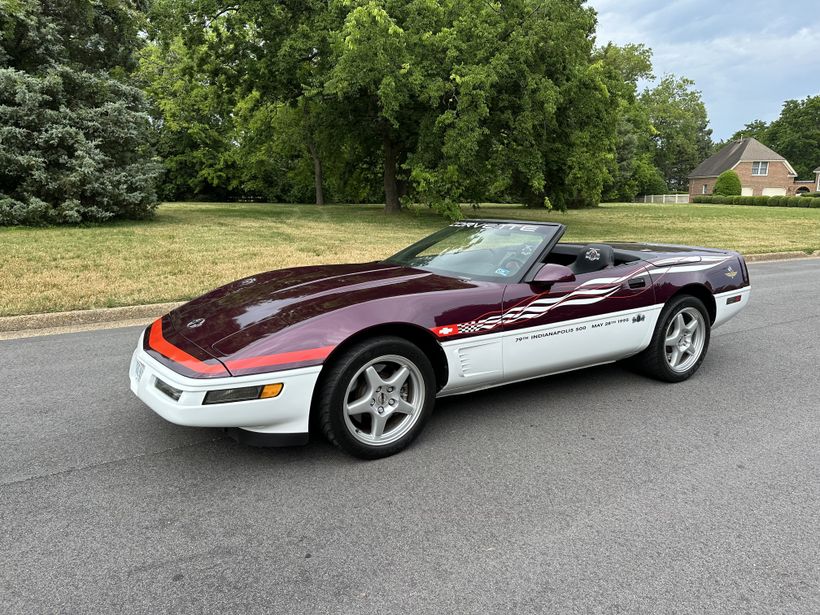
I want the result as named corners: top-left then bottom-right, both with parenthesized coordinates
top-left (224, 346), bottom-right (335, 371)
top-left (148, 320), bottom-right (228, 376)
top-left (148, 319), bottom-right (333, 376)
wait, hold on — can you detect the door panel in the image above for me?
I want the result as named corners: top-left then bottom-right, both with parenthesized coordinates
top-left (501, 262), bottom-right (657, 380)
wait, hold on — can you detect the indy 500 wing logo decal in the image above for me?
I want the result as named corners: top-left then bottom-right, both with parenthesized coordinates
top-left (431, 256), bottom-right (731, 338)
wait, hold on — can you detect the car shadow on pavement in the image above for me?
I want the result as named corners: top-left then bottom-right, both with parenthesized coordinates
top-left (188, 361), bottom-right (656, 464)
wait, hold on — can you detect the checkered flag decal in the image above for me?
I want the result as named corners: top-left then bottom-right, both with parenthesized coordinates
top-left (456, 322), bottom-right (485, 334)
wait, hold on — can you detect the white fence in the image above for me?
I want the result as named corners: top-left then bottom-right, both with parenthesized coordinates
top-left (635, 194), bottom-right (689, 204)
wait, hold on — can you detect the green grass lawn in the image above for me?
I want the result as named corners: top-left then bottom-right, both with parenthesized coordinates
top-left (3, 201), bottom-right (820, 317)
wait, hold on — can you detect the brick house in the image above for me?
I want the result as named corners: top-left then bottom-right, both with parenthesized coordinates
top-left (688, 137), bottom-right (819, 197)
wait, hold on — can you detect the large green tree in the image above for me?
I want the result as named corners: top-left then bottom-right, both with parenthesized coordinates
top-left (641, 75), bottom-right (713, 192)
top-left (598, 43), bottom-right (666, 201)
top-left (325, 0), bottom-right (630, 212)
top-left (723, 96), bottom-right (820, 180)
top-left (765, 96), bottom-right (820, 179)
top-left (404, 0), bottom-right (621, 212)
top-left (138, 34), bottom-right (242, 201)
top-left (0, 0), bottom-right (160, 225)
top-left (725, 119), bottom-right (769, 145)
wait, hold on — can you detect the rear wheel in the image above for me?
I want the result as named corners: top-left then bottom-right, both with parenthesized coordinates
top-left (630, 295), bottom-right (711, 382)
top-left (317, 336), bottom-right (435, 459)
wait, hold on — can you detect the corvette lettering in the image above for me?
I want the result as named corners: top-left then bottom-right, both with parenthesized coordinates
top-left (451, 221), bottom-right (539, 232)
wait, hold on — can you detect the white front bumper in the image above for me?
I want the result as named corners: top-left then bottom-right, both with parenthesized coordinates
top-left (129, 336), bottom-right (321, 434)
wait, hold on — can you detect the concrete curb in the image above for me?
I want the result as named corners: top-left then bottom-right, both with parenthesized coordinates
top-left (0, 302), bottom-right (183, 334)
top-left (745, 250), bottom-right (820, 262)
top-left (2, 250), bottom-right (820, 339)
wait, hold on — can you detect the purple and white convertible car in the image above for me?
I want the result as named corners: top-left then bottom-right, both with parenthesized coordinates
top-left (130, 220), bottom-right (751, 458)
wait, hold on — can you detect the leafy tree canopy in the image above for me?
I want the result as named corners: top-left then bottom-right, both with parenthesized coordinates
top-left (598, 43), bottom-right (667, 201)
top-left (725, 119), bottom-right (769, 145)
top-left (766, 96), bottom-right (820, 180)
top-left (640, 75), bottom-right (713, 192)
top-left (723, 95), bottom-right (819, 180)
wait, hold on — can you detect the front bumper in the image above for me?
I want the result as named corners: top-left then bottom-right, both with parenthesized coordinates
top-left (129, 334), bottom-right (321, 436)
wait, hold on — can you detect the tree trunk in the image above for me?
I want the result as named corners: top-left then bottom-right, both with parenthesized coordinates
top-left (524, 188), bottom-right (546, 208)
top-left (383, 132), bottom-right (401, 213)
top-left (302, 99), bottom-right (324, 206)
top-left (306, 137), bottom-right (324, 206)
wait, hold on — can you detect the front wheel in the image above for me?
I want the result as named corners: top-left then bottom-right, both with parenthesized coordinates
top-left (317, 336), bottom-right (436, 459)
top-left (630, 295), bottom-right (711, 382)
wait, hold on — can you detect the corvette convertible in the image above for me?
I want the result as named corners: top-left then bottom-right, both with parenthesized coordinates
top-left (130, 219), bottom-right (751, 458)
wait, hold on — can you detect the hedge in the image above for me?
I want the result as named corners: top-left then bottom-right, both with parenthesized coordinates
top-left (692, 195), bottom-right (820, 208)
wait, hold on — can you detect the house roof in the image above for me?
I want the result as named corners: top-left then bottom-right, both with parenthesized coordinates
top-left (688, 137), bottom-right (792, 178)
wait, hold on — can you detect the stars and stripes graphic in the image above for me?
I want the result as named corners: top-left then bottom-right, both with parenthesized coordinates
top-left (430, 256), bottom-right (732, 338)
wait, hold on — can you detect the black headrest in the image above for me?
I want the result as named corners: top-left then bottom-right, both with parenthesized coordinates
top-left (572, 244), bottom-right (615, 274)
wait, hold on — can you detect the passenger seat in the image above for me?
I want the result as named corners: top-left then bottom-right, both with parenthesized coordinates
top-left (571, 244), bottom-right (615, 274)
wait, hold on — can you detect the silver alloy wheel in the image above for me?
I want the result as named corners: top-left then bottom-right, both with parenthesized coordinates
top-left (343, 354), bottom-right (425, 446)
top-left (664, 307), bottom-right (706, 373)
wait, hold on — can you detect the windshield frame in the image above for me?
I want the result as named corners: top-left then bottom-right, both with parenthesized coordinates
top-left (384, 220), bottom-right (565, 284)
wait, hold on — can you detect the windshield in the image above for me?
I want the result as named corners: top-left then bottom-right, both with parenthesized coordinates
top-left (385, 221), bottom-right (562, 282)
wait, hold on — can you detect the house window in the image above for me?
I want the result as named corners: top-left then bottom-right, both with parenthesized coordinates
top-left (752, 161), bottom-right (769, 176)
top-left (702, 184), bottom-right (708, 194)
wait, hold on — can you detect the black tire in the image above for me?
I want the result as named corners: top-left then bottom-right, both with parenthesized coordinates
top-left (630, 294), bottom-right (711, 383)
top-left (316, 336), bottom-right (436, 459)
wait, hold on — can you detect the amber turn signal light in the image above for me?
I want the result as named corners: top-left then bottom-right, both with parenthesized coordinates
top-left (203, 383), bottom-right (284, 405)
top-left (260, 383), bottom-right (284, 399)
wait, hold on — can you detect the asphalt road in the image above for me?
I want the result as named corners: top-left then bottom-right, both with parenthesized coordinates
top-left (1, 259), bottom-right (818, 614)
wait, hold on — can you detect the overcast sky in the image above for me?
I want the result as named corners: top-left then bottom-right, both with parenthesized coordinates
top-left (588, 0), bottom-right (820, 140)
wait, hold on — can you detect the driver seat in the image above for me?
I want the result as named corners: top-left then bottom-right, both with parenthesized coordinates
top-left (571, 244), bottom-right (615, 275)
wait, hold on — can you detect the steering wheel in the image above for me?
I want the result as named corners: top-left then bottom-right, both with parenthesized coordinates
top-left (498, 256), bottom-right (523, 276)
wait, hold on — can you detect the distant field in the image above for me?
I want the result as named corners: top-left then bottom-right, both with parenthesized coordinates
top-left (3, 201), bottom-right (820, 316)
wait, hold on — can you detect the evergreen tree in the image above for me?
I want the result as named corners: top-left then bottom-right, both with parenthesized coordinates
top-left (0, 0), bottom-right (160, 225)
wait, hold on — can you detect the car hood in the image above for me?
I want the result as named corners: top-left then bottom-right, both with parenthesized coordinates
top-left (169, 262), bottom-right (468, 352)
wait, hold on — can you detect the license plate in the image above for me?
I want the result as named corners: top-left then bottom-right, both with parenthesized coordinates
top-left (134, 361), bottom-right (145, 382)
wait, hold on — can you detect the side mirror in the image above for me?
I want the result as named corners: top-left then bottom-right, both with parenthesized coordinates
top-left (532, 263), bottom-right (575, 285)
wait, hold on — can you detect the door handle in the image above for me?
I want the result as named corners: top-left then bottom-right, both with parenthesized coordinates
top-left (628, 276), bottom-right (646, 289)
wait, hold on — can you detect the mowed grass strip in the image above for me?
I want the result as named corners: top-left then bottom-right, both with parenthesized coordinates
top-left (3, 201), bottom-right (820, 317)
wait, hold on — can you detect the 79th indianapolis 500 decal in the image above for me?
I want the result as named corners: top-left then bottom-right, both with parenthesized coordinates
top-left (513, 314), bottom-right (636, 344)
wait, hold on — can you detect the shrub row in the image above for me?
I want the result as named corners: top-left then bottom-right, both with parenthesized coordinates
top-left (692, 195), bottom-right (820, 208)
